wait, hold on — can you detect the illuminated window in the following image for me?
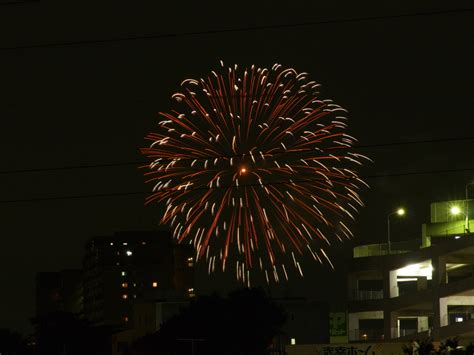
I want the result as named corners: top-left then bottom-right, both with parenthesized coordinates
top-left (152, 282), bottom-right (158, 288)
top-left (124, 316), bottom-right (129, 322)
top-left (123, 242), bottom-right (128, 246)
top-left (187, 257), bottom-right (194, 267)
top-left (121, 271), bottom-right (127, 276)
top-left (122, 294), bottom-right (128, 300)
top-left (122, 283), bottom-right (128, 288)
top-left (291, 338), bottom-right (296, 345)
top-left (126, 250), bottom-right (133, 256)
top-left (133, 282), bottom-right (137, 287)
top-left (188, 288), bottom-right (195, 298)
top-left (456, 317), bottom-right (464, 323)
top-left (110, 242), bottom-right (114, 246)
top-left (141, 241), bottom-right (147, 245)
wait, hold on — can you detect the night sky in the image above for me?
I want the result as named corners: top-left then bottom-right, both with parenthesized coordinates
top-left (1, 1), bottom-right (473, 333)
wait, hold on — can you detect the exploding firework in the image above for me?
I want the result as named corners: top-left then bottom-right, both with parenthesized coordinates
top-left (142, 61), bottom-right (369, 284)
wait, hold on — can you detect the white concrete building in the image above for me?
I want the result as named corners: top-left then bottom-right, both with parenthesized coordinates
top-left (348, 199), bottom-right (474, 343)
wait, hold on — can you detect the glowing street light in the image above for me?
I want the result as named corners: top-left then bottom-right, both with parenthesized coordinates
top-left (450, 206), bottom-right (461, 216)
top-left (388, 207), bottom-right (406, 254)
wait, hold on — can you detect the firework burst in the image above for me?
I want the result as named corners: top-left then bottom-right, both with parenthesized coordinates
top-left (142, 61), bottom-right (369, 284)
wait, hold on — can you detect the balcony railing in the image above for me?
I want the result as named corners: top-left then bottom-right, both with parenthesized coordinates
top-left (351, 290), bottom-right (384, 301)
top-left (391, 326), bottom-right (429, 338)
top-left (349, 328), bottom-right (384, 342)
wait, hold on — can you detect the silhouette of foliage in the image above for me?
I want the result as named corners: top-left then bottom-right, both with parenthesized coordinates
top-left (133, 288), bottom-right (286, 355)
top-left (33, 312), bottom-right (109, 355)
top-left (0, 328), bottom-right (29, 355)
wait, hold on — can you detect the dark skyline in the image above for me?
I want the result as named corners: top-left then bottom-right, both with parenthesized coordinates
top-left (1, 1), bottom-right (473, 332)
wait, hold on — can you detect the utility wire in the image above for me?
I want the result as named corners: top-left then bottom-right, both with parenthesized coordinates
top-left (0, 0), bottom-right (39, 5)
top-left (1, 8), bottom-right (473, 52)
top-left (2, 166), bottom-right (474, 204)
top-left (1, 135), bottom-right (473, 175)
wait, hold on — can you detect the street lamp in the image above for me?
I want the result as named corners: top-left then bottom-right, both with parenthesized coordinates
top-left (387, 208), bottom-right (406, 254)
top-left (465, 182), bottom-right (474, 233)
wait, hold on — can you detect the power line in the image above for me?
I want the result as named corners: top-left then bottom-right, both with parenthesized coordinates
top-left (1, 135), bottom-right (473, 175)
top-left (0, 0), bottom-right (39, 5)
top-left (2, 165), bottom-right (474, 204)
top-left (1, 8), bottom-right (473, 52)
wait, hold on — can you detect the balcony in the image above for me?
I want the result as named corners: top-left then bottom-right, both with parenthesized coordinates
top-left (351, 290), bottom-right (384, 301)
top-left (349, 328), bottom-right (384, 342)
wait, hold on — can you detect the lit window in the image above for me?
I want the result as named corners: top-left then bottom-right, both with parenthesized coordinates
top-left (124, 316), bottom-right (129, 322)
top-left (122, 283), bottom-right (128, 288)
top-left (133, 283), bottom-right (137, 287)
top-left (152, 282), bottom-right (158, 288)
top-left (122, 294), bottom-right (128, 300)
top-left (187, 257), bottom-right (194, 267)
top-left (456, 317), bottom-right (464, 323)
top-left (123, 242), bottom-right (128, 246)
top-left (126, 250), bottom-right (133, 256)
top-left (187, 257), bottom-right (193, 262)
top-left (121, 271), bottom-right (127, 276)
top-left (188, 288), bottom-right (195, 298)
top-left (291, 338), bottom-right (296, 345)
top-left (110, 242), bottom-right (114, 246)
top-left (141, 241), bottom-right (147, 245)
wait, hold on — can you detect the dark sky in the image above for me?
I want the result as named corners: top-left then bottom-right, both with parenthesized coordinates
top-left (1, 1), bottom-right (473, 333)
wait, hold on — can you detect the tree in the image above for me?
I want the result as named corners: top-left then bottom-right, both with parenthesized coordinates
top-left (33, 312), bottom-right (109, 355)
top-left (0, 329), bottom-right (28, 355)
top-left (133, 288), bottom-right (286, 355)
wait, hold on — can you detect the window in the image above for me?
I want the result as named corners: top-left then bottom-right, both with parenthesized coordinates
top-left (188, 288), bottom-right (195, 298)
top-left (126, 250), bottom-right (133, 256)
top-left (187, 257), bottom-right (194, 267)
top-left (121, 283), bottom-right (128, 288)
top-left (124, 316), bottom-right (129, 322)
top-left (291, 338), bottom-right (296, 345)
top-left (152, 282), bottom-right (158, 288)
top-left (141, 241), bottom-right (147, 245)
top-left (121, 271), bottom-right (127, 277)
top-left (110, 242), bottom-right (114, 246)
top-left (123, 242), bottom-right (128, 246)
top-left (122, 294), bottom-right (128, 300)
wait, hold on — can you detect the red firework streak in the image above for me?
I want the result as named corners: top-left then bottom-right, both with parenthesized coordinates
top-left (141, 61), bottom-right (370, 284)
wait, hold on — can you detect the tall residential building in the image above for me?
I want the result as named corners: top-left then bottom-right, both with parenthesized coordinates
top-left (82, 230), bottom-right (194, 326)
top-left (35, 269), bottom-right (83, 318)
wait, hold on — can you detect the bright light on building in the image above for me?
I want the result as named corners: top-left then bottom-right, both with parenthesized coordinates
top-left (122, 242), bottom-right (128, 246)
top-left (397, 208), bottom-right (406, 216)
top-left (397, 262), bottom-right (433, 280)
top-left (126, 250), bottom-right (133, 256)
top-left (450, 206), bottom-right (461, 215)
top-left (110, 242), bottom-right (114, 246)
top-left (455, 317), bottom-right (464, 323)
top-left (291, 338), bottom-right (296, 345)
top-left (121, 282), bottom-right (128, 288)
top-left (122, 294), bottom-right (128, 300)
top-left (152, 282), bottom-right (158, 288)
top-left (121, 271), bottom-right (127, 276)
top-left (455, 235), bottom-right (461, 240)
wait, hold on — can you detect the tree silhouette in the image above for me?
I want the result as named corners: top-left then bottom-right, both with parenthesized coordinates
top-left (0, 328), bottom-right (29, 355)
top-left (33, 312), bottom-right (109, 355)
top-left (133, 288), bottom-right (286, 355)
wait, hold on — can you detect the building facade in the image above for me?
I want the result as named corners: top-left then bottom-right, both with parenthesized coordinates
top-left (348, 199), bottom-right (474, 343)
top-left (35, 269), bottom-right (83, 318)
top-left (82, 230), bottom-right (194, 326)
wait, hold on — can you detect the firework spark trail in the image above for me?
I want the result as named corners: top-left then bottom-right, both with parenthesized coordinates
top-left (142, 61), bottom-right (369, 283)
